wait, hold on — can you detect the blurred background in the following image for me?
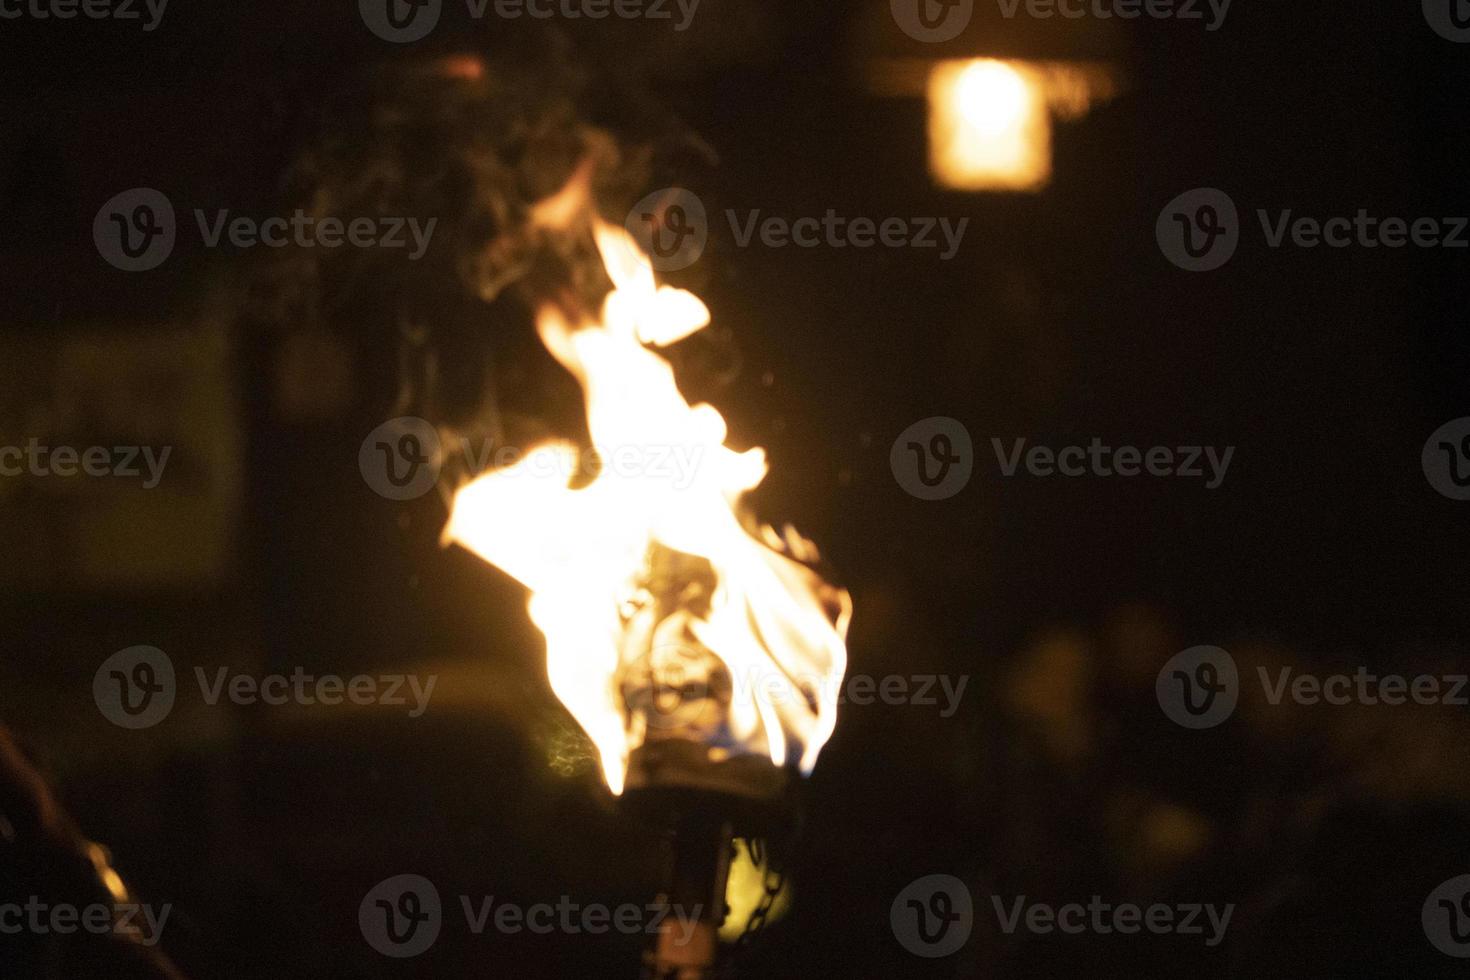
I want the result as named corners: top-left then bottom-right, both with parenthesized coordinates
top-left (0, 1), bottom-right (1468, 977)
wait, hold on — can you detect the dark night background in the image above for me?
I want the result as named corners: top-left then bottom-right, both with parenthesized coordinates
top-left (1, 1), bottom-right (1468, 977)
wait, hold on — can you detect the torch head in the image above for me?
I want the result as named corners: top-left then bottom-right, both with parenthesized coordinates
top-left (618, 544), bottom-right (795, 837)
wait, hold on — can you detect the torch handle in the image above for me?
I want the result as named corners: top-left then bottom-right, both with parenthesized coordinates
top-left (641, 812), bottom-right (732, 980)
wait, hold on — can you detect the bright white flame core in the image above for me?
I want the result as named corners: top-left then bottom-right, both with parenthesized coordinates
top-left (929, 59), bottom-right (1050, 191)
top-left (445, 214), bottom-right (850, 795)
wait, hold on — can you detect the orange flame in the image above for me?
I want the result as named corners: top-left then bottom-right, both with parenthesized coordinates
top-left (444, 181), bottom-right (850, 794)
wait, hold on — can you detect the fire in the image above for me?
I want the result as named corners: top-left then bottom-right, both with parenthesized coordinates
top-left (444, 180), bottom-right (851, 795)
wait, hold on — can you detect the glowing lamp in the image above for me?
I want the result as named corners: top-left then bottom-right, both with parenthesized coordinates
top-left (856, 1), bottom-right (1125, 191)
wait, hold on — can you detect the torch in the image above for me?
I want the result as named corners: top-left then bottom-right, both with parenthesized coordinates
top-left (617, 546), bottom-right (795, 977)
top-left (442, 166), bottom-right (851, 977)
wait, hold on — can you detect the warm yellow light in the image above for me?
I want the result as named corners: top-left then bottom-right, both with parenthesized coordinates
top-left (718, 839), bottom-right (792, 942)
top-left (929, 59), bottom-right (1050, 192)
top-left (444, 168), bottom-right (851, 796)
top-left (954, 60), bottom-right (1032, 135)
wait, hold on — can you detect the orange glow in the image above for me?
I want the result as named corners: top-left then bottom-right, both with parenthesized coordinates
top-left (444, 180), bottom-right (850, 795)
top-left (928, 59), bottom-right (1112, 192)
top-left (929, 59), bottom-right (1050, 191)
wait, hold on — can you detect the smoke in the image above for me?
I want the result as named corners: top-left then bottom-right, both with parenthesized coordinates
top-left (260, 23), bottom-right (749, 493)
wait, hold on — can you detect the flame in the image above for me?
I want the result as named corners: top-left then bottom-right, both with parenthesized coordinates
top-left (444, 188), bottom-right (850, 795)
